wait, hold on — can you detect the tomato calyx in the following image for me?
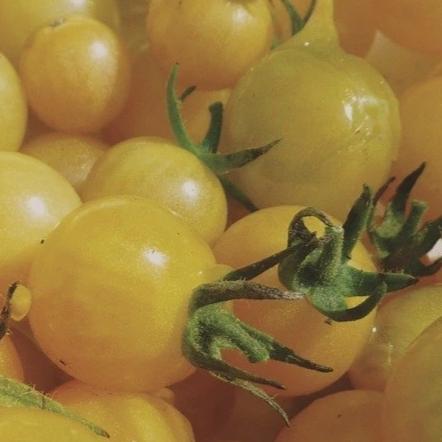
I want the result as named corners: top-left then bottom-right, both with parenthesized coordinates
top-left (183, 260), bottom-right (332, 424)
top-left (167, 64), bottom-right (278, 212)
top-left (368, 163), bottom-right (442, 277)
top-left (0, 376), bottom-right (109, 437)
top-left (277, 186), bottom-right (416, 321)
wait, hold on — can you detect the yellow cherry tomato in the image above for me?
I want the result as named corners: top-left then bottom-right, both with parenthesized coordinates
top-left (105, 50), bottom-right (230, 144)
top-left (171, 370), bottom-right (235, 442)
top-left (51, 380), bottom-right (195, 442)
top-left (0, 54), bottom-right (27, 151)
top-left (0, 335), bottom-right (24, 381)
top-left (0, 407), bottom-right (104, 441)
top-left (20, 16), bottom-right (131, 134)
top-left (0, 152), bottom-right (80, 292)
top-left (392, 73), bottom-right (442, 218)
top-left (366, 33), bottom-right (439, 96)
top-left (0, 0), bottom-right (120, 65)
top-left (349, 284), bottom-right (442, 391)
top-left (373, 0), bottom-right (442, 55)
top-left (82, 137), bottom-right (227, 244)
top-left (383, 318), bottom-right (442, 441)
top-left (222, 12), bottom-right (399, 219)
top-left (213, 206), bottom-right (375, 396)
top-left (28, 196), bottom-right (220, 392)
top-left (276, 390), bottom-right (383, 442)
top-left (10, 329), bottom-right (65, 392)
top-left (147, 0), bottom-right (273, 90)
top-left (21, 132), bottom-right (107, 193)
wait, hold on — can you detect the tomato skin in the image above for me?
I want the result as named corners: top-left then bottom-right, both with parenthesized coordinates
top-left (21, 132), bottom-right (107, 193)
top-left (276, 390), bottom-right (383, 442)
top-left (171, 370), bottom-right (235, 442)
top-left (0, 0), bottom-right (120, 65)
top-left (0, 152), bottom-right (80, 292)
top-left (0, 54), bottom-right (27, 152)
top-left (28, 196), bottom-right (219, 392)
top-left (20, 16), bottom-right (131, 134)
top-left (0, 335), bottom-right (24, 381)
top-left (382, 318), bottom-right (442, 442)
top-left (147, 0), bottom-right (273, 90)
top-left (213, 206), bottom-right (375, 396)
top-left (0, 407), bottom-right (104, 441)
top-left (105, 50), bottom-right (231, 145)
top-left (221, 44), bottom-right (399, 219)
top-left (349, 284), bottom-right (442, 392)
top-left (81, 137), bottom-right (227, 244)
top-left (51, 380), bottom-right (195, 442)
top-left (392, 74), bottom-right (442, 218)
top-left (373, 0), bottom-right (442, 55)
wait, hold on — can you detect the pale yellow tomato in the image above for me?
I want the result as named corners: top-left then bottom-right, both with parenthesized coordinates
top-left (276, 390), bottom-right (383, 442)
top-left (28, 196), bottom-right (219, 392)
top-left (0, 0), bottom-right (120, 65)
top-left (214, 206), bottom-right (376, 396)
top-left (0, 54), bottom-right (27, 151)
top-left (52, 380), bottom-right (195, 442)
top-left (0, 335), bottom-right (24, 381)
top-left (20, 16), bottom-right (130, 134)
top-left (0, 407), bottom-right (104, 441)
top-left (147, 0), bottom-right (273, 90)
top-left (383, 318), bottom-right (442, 441)
top-left (105, 50), bottom-right (230, 144)
top-left (0, 152), bottom-right (80, 292)
top-left (82, 137), bottom-right (227, 244)
top-left (350, 284), bottom-right (442, 391)
top-left (21, 132), bottom-right (107, 192)
top-left (393, 73), bottom-right (442, 218)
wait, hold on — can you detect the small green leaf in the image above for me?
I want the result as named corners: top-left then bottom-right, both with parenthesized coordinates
top-left (0, 376), bottom-right (109, 438)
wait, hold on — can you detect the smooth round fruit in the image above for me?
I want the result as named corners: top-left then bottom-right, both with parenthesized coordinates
top-left (0, 335), bottom-right (24, 381)
top-left (222, 43), bottom-right (399, 219)
top-left (147, 0), bottom-right (273, 90)
top-left (21, 132), bottom-right (107, 192)
top-left (213, 206), bottom-right (376, 396)
top-left (0, 407), bottom-right (104, 441)
top-left (106, 50), bottom-right (230, 144)
top-left (349, 284), bottom-right (442, 391)
top-left (393, 73), bottom-right (442, 218)
top-left (0, 54), bottom-right (27, 151)
top-left (383, 318), bottom-right (442, 441)
top-left (82, 137), bottom-right (227, 244)
top-left (0, 0), bottom-right (120, 65)
top-left (0, 152), bottom-right (80, 292)
top-left (52, 380), bottom-right (195, 442)
top-left (28, 196), bottom-right (219, 392)
top-left (20, 16), bottom-right (130, 134)
top-left (276, 390), bottom-right (383, 442)
top-left (373, 0), bottom-right (442, 55)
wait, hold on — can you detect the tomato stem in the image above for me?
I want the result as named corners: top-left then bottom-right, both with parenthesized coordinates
top-left (368, 163), bottom-right (442, 276)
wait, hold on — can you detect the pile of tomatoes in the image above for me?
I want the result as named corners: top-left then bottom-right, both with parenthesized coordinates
top-left (0, 0), bottom-right (441, 441)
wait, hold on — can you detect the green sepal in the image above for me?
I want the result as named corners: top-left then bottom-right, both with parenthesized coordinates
top-left (278, 188), bottom-right (417, 321)
top-left (183, 279), bottom-right (332, 425)
top-left (0, 376), bottom-right (109, 438)
top-left (280, 0), bottom-right (317, 36)
top-left (0, 283), bottom-right (19, 340)
top-left (368, 163), bottom-right (442, 276)
top-left (166, 64), bottom-right (278, 210)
